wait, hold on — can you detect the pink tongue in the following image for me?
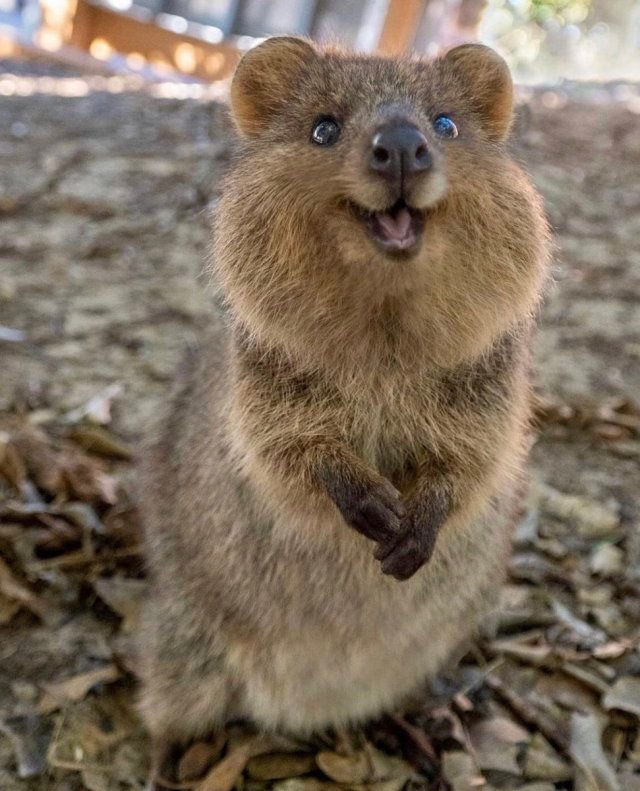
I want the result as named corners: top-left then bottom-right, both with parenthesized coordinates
top-left (377, 207), bottom-right (412, 241)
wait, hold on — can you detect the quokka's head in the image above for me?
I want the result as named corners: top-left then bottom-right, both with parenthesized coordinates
top-left (217, 38), bottom-right (549, 367)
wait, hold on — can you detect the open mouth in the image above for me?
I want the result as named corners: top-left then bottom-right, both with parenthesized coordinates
top-left (350, 199), bottom-right (426, 254)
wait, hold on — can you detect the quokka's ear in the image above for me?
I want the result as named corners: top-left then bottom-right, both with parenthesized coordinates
top-left (440, 43), bottom-right (514, 141)
top-left (231, 37), bottom-right (317, 137)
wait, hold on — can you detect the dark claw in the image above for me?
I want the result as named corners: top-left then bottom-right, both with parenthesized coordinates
top-left (350, 485), bottom-right (405, 543)
top-left (323, 468), bottom-right (405, 544)
top-left (380, 532), bottom-right (434, 580)
top-left (378, 486), bottom-right (451, 580)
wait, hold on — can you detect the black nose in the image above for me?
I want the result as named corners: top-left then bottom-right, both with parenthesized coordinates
top-left (369, 122), bottom-right (432, 185)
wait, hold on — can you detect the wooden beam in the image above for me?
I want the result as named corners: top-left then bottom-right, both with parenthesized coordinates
top-left (377, 0), bottom-right (427, 55)
top-left (68, 0), bottom-right (241, 81)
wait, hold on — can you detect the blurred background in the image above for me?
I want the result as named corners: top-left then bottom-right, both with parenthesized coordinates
top-left (1, 0), bottom-right (640, 87)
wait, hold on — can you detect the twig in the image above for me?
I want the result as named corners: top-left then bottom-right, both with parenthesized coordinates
top-left (26, 546), bottom-right (141, 571)
top-left (484, 673), bottom-right (570, 756)
top-left (389, 713), bottom-right (438, 764)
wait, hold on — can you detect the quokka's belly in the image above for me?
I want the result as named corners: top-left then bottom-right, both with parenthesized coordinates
top-left (228, 502), bottom-right (512, 732)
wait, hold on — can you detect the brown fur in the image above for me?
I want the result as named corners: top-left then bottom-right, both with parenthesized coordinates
top-left (138, 37), bottom-right (550, 779)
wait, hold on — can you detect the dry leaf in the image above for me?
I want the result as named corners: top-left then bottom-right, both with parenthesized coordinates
top-left (69, 425), bottom-right (133, 461)
top-left (470, 717), bottom-right (525, 775)
top-left (39, 665), bottom-right (122, 714)
top-left (569, 712), bottom-right (620, 791)
top-left (93, 576), bottom-right (146, 632)
top-left (441, 751), bottom-right (484, 791)
top-left (603, 676), bottom-right (640, 717)
top-left (0, 556), bottom-right (63, 625)
top-left (196, 742), bottom-right (253, 791)
top-left (0, 591), bottom-right (21, 625)
top-left (490, 634), bottom-right (553, 666)
top-left (0, 715), bottom-right (52, 778)
top-left (247, 752), bottom-right (316, 781)
top-left (0, 431), bottom-right (27, 490)
top-left (551, 600), bottom-right (608, 647)
top-left (178, 739), bottom-right (225, 782)
top-left (523, 733), bottom-right (572, 782)
top-left (316, 750), bottom-right (371, 784)
top-left (62, 384), bottom-right (123, 426)
top-left (272, 780), bottom-right (336, 791)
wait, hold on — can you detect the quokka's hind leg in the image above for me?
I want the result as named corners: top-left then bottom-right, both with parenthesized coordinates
top-left (145, 737), bottom-right (183, 791)
top-left (139, 652), bottom-right (235, 790)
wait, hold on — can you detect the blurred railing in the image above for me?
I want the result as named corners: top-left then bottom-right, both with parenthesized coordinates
top-left (0, 0), bottom-right (485, 81)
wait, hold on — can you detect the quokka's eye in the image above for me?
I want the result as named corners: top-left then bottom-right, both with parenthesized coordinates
top-left (433, 114), bottom-right (458, 139)
top-left (311, 116), bottom-right (341, 146)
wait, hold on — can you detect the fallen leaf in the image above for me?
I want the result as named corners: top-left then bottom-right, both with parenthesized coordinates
top-left (316, 750), bottom-right (371, 784)
top-left (178, 739), bottom-right (226, 782)
top-left (247, 752), bottom-right (316, 781)
top-left (0, 591), bottom-right (21, 625)
top-left (592, 640), bottom-right (634, 660)
top-left (60, 453), bottom-right (118, 504)
top-left (523, 733), bottom-right (572, 782)
top-left (490, 634), bottom-right (553, 666)
top-left (561, 664), bottom-right (611, 696)
top-left (603, 676), bottom-right (640, 717)
top-left (196, 742), bottom-right (253, 791)
top-left (551, 600), bottom-right (608, 648)
top-left (569, 712), bottom-right (620, 791)
top-left (0, 431), bottom-right (27, 490)
top-left (441, 751), bottom-right (484, 791)
top-left (470, 717), bottom-right (525, 775)
top-left (0, 715), bottom-right (52, 778)
top-left (0, 556), bottom-right (63, 626)
top-left (69, 425), bottom-right (133, 461)
top-left (39, 665), bottom-right (122, 714)
top-left (363, 743), bottom-right (415, 783)
top-left (47, 688), bottom-right (144, 775)
top-left (93, 576), bottom-right (146, 632)
top-left (62, 384), bottom-right (123, 426)
top-left (616, 767), bottom-right (640, 791)
top-left (272, 780), bottom-right (336, 791)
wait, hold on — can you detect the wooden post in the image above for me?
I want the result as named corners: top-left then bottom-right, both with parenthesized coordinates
top-left (377, 0), bottom-right (427, 55)
top-left (67, 0), bottom-right (240, 80)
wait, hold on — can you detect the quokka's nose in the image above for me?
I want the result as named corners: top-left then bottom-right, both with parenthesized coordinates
top-left (369, 122), bottom-right (432, 185)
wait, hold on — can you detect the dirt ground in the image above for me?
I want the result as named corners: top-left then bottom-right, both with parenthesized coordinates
top-left (1, 63), bottom-right (639, 790)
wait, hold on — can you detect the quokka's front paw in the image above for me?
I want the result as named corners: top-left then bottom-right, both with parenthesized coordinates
top-left (323, 469), bottom-right (405, 545)
top-left (375, 487), bottom-right (451, 581)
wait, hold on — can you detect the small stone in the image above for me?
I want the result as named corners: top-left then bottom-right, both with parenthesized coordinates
top-left (535, 484), bottom-right (620, 538)
top-left (10, 682), bottom-right (38, 704)
top-left (590, 543), bottom-right (624, 576)
top-left (10, 121), bottom-right (29, 139)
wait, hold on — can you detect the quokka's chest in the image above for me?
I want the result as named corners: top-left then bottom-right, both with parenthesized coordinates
top-left (342, 381), bottom-right (450, 474)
